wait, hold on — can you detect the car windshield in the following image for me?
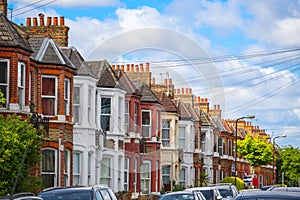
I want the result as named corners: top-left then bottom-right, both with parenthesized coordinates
top-left (199, 190), bottom-right (213, 200)
top-left (160, 194), bottom-right (195, 200)
top-left (218, 188), bottom-right (233, 198)
top-left (39, 190), bottom-right (91, 200)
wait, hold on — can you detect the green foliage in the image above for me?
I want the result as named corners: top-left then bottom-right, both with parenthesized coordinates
top-left (221, 176), bottom-right (244, 191)
top-left (0, 114), bottom-right (43, 195)
top-left (237, 134), bottom-right (273, 167)
top-left (278, 146), bottom-right (300, 185)
top-left (198, 172), bottom-right (209, 187)
top-left (0, 91), bottom-right (5, 107)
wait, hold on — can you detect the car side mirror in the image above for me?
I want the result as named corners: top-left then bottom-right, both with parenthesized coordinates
top-left (216, 195), bottom-right (223, 200)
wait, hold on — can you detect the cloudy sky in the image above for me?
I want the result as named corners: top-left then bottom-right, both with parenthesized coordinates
top-left (9, 0), bottom-right (300, 147)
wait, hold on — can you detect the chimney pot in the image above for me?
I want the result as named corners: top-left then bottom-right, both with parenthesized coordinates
top-left (53, 17), bottom-right (58, 25)
top-left (121, 65), bottom-right (125, 71)
top-left (47, 17), bottom-right (52, 26)
top-left (198, 96), bottom-right (201, 103)
top-left (126, 64), bottom-right (130, 72)
top-left (60, 16), bottom-right (65, 25)
top-left (33, 17), bottom-right (38, 26)
top-left (130, 64), bottom-right (134, 72)
top-left (164, 79), bottom-right (168, 85)
top-left (151, 77), bottom-right (155, 85)
top-left (26, 18), bottom-right (31, 26)
top-left (185, 88), bottom-right (189, 94)
top-left (145, 62), bottom-right (150, 71)
top-left (177, 89), bottom-right (180, 94)
top-left (112, 65), bottom-right (115, 70)
top-left (39, 13), bottom-right (44, 26)
top-left (116, 65), bottom-right (120, 70)
top-left (189, 88), bottom-right (192, 94)
top-left (135, 64), bottom-right (139, 72)
top-left (169, 79), bottom-right (173, 85)
top-left (139, 63), bottom-right (144, 72)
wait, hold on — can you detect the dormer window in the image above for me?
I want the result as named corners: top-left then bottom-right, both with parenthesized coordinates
top-left (42, 76), bottom-right (57, 116)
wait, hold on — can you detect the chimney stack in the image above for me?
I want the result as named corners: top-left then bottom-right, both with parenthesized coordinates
top-left (26, 18), bottom-right (31, 26)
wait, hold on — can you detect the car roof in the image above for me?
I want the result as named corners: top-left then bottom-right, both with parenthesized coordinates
top-left (186, 187), bottom-right (215, 191)
top-left (236, 191), bottom-right (300, 199)
top-left (39, 185), bottom-right (110, 194)
top-left (268, 187), bottom-right (300, 192)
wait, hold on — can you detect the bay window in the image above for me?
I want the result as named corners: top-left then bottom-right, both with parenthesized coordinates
top-left (42, 76), bottom-right (57, 116)
top-left (100, 98), bottom-right (111, 132)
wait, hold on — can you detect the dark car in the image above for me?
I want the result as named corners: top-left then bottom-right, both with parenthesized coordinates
top-left (234, 191), bottom-right (300, 200)
top-left (266, 186), bottom-right (300, 192)
top-left (38, 185), bottom-right (117, 200)
top-left (213, 184), bottom-right (239, 200)
top-left (0, 192), bottom-right (43, 200)
top-left (159, 190), bottom-right (206, 200)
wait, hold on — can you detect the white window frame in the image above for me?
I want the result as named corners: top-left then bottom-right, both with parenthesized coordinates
top-left (134, 158), bottom-right (138, 194)
top-left (64, 149), bottom-right (70, 186)
top-left (124, 102), bottom-right (129, 133)
top-left (156, 111), bottom-right (159, 137)
top-left (162, 165), bottom-right (171, 184)
top-left (118, 97), bottom-right (123, 131)
top-left (41, 148), bottom-right (58, 188)
top-left (179, 167), bottom-right (186, 187)
top-left (134, 103), bottom-right (138, 133)
top-left (201, 132), bottom-right (206, 152)
top-left (141, 160), bottom-right (151, 194)
top-left (142, 110), bottom-right (151, 138)
top-left (124, 158), bottom-right (129, 191)
top-left (162, 120), bottom-right (170, 147)
top-left (73, 152), bottom-right (81, 186)
top-left (64, 78), bottom-right (70, 116)
top-left (178, 126), bottom-right (186, 149)
top-left (88, 86), bottom-right (92, 125)
top-left (100, 97), bottom-right (112, 132)
top-left (18, 62), bottom-right (25, 110)
top-left (0, 59), bottom-right (9, 108)
top-left (41, 75), bottom-right (58, 116)
top-left (88, 152), bottom-right (92, 185)
top-left (218, 137), bottom-right (223, 156)
top-left (100, 157), bottom-right (111, 187)
top-left (73, 86), bottom-right (81, 124)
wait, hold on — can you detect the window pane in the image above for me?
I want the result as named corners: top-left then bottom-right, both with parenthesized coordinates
top-left (42, 98), bottom-right (55, 115)
top-left (101, 98), bottom-right (111, 114)
top-left (101, 116), bottom-right (110, 132)
top-left (142, 111), bottom-right (150, 125)
top-left (42, 149), bottom-right (55, 172)
top-left (42, 77), bottom-right (55, 96)
top-left (0, 62), bottom-right (7, 83)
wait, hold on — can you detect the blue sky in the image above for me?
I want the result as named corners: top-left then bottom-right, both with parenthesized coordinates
top-left (9, 0), bottom-right (300, 147)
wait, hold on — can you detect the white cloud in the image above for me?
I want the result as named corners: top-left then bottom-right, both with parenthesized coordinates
top-left (14, 0), bottom-right (121, 8)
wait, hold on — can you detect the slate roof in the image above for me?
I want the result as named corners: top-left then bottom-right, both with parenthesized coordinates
top-left (29, 37), bottom-right (75, 69)
top-left (213, 117), bottom-right (227, 132)
top-left (114, 69), bottom-right (142, 96)
top-left (177, 100), bottom-right (193, 120)
top-left (154, 91), bottom-right (178, 113)
top-left (87, 60), bottom-right (122, 88)
top-left (134, 82), bottom-right (161, 103)
top-left (0, 13), bottom-right (32, 52)
top-left (61, 47), bottom-right (96, 78)
top-left (200, 110), bottom-right (216, 127)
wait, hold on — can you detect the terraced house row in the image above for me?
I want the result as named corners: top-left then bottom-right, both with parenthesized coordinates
top-left (0, 1), bottom-right (273, 197)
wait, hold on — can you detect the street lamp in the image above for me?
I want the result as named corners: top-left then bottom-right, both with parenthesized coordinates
top-left (272, 134), bottom-right (287, 185)
top-left (234, 115), bottom-right (255, 186)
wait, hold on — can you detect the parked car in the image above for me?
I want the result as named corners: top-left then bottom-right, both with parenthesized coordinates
top-left (266, 186), bottom-right (300, 192)
top-left (213, 184), bottom-right (239, 200)
top-left (38, 185), bottom-right (117, 200)
top-left (234, 191), bottom-right (300, 199)
top-left (159, 190), bottom-right (206, 200)
top-left (185, 187), bottom-right (222, 200)
top-left (0, 192), bottom-right (42, 200)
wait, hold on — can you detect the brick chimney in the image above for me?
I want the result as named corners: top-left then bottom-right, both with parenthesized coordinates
top-left (0, 0), bottom-right (7, 17)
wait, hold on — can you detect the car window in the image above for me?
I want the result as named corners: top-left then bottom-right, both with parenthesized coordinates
top-left (99, 189), bottom-right (112, 200)
top-left (96, 191), bottom-right (104, 200)
top-left (218, 188), bottom-right (233, 198)
top-left (39, 190), bottom-right (91, 200)
top-left (199, 190), bottom-right (214, 200)
top-left (161, 194), bottom-right (195, 200)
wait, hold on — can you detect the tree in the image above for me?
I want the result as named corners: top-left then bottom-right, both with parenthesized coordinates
top-left (278, 146), bottom-right (300, 186)
top-left (0, 114), bottom-right (43, 195)
top-left (237, 134), bottom-right (273, 167)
